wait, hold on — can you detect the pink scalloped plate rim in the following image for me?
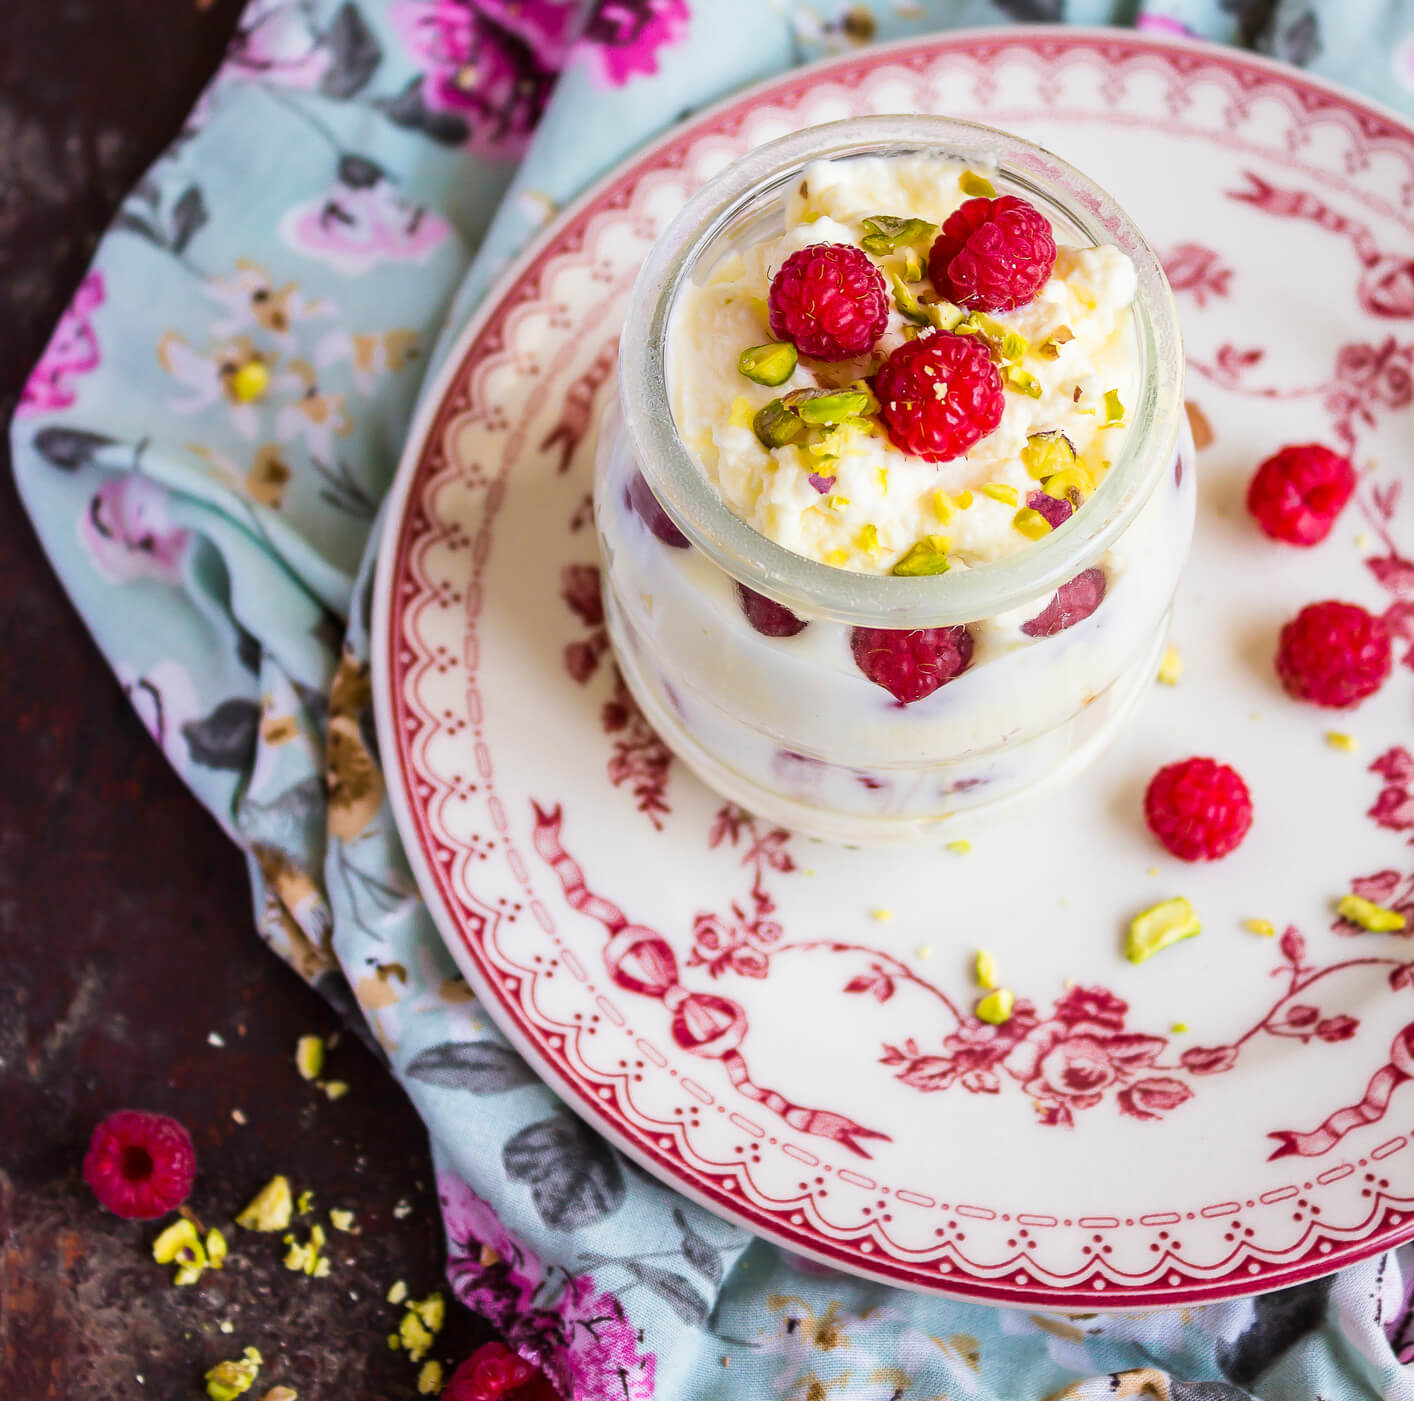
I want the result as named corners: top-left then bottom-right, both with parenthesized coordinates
top-left (373, 27), bottom-right (1414, 1307)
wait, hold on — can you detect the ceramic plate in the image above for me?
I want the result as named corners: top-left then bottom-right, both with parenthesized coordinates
top-left (373, 28), bottom-right (1414, 1308)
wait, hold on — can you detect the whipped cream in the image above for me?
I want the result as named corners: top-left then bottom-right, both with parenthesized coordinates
top-left (667, 155), bottom-right (1141, 575)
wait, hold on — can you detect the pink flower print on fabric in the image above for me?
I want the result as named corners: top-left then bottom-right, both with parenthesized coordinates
top-left (115, 659), bottom-right (202, 763)
top-left (79, 476), bottom-right (191, 585)
top-left (278, 157), bottom-right (451, 276)
top-left (550, 1275), bottom-right (657, 1401)
top-left (576, 0), bottom-right (689, 87)
top-left (389, 0), bottom-right (575, 155)
top-left (440, 1173), bottom-right (542, 1326)
top-left (1135, 15), bottom-right (1194, 37)
top-left (224, 0), bottom-right (332, 89)
top-left (18, 273), bottom-right (105, 418)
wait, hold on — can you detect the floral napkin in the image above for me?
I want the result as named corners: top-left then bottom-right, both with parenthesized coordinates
top-left (14, 1), bottom-right (1414, 1397)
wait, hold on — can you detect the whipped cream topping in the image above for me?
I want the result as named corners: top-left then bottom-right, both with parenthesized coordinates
top-left (667, 155), bottom-right (1140, 575)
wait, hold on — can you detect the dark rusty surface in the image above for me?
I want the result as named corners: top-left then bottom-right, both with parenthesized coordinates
top-left (0, 3), bottom-right (491, 1396)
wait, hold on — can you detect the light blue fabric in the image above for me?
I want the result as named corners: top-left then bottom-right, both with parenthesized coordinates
top-left (14, 2), bottom-right (1414, 1397)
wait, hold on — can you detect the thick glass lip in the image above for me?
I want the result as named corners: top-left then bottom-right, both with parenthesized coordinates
top-left (619, 115), bottom-right (1184, 628)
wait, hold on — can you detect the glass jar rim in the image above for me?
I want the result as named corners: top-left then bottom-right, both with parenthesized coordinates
top-left (618, 115), bottom-right (1184, 628)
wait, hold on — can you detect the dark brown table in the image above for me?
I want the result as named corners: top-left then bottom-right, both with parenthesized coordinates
top-left (0, 4), bottom-right (493, 1395)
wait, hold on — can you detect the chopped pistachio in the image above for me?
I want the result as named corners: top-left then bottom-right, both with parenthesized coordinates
top-left (976, 988), bottom-right (1015, 1025)
top-left (738, 341), bottom-right (798, 387)
top-left (1002, 365), bottom-right (1042, 398)
top-left (728, 395), bottom-right (755, 428)
top-left (1038, 326), bottom-right (1074, 359)
top-left (1042, 465), bottom-right (1096, 502)
top-left (206, 1349), bottom-right (262, 1401)
top-left (237, 1176), bottom-right (293, 1233)
top-left (387, 1280), bottom-right (409, 1305)
top-left (1338, 894), bottom-right (1407, 933)
top-left (1326, 731), bottom-right (1359, 753)
top-left (282, 1223), bottom-right (329, 1277)
top-left (895, 247), bottom-right (924, 283)
top-left (888, 269), bottom-right (931, 324)
top-left (946, 839), bottom-right (971, 854)
top-left (1013, 507), bottom-right (1053, 540)
top-left (1171, 1022), bottom-right (1189, 1035)
top-left (825, 494), bottom-right (851, 511)
top-left (931, 489), bottom-right (955, 524)
top-left (926, 299), bottom-right (967, 332)
top-left (860, 214), bottom-right (935, 255)
top-left (206, 1228), bottom-right (228, 1270)
top-left (855, 524), bottom-right (880, 555)
top-left (960, 311), bottom-right (1027, 361)
top-left (753, 397), bottom-right (805, 449)
top-left (958, 170), bottom-right (997, 198)
top-left (153, 1218), bottom-right (201, 1266)
top-left (417, 1362), bottom-right (444, 1396)
top-left (399, 1312), bottom-right (435, 1363)
top-left (1157, 645), bottom-right (1183, 685)
top-left (954, 489), bottom-right (974, 510)
top-left (323, 1081), bottom-right (349, 1101)
top-left (974, 949), bottom-right (998, 990)
top-left (871, 908), bottom-right (894, 923)
top-left (296, 1190), bottom-right (315, 1215)
top-left (1021, 430), bottom-right (1078, 480)
top-left (824, 548), bottom-right (850, 566)
top-left (981, 482), bottom-right (1019, 506)
top-left (329, 1209), bottom-right (356, 1233)
top-left (891, 535), bottom-right (952, 577)
top-left (295, 1035), bottom-right (324, 1082)
top-left (1103, 388), bottom-right (1125, 423)
top-left (784, 387), bottom-right (872, 426)
top-left (876, 467), bottom-right (888, 495)
top-left (1243, 918), bottom-right (1276, 937)
top-left (413, 1293), bottom-right (445, 1333)
top-left (1126, 897), bottom-right (1201, 964)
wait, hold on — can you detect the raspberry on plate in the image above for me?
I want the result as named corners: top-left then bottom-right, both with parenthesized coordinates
top-left (768, 243), bottom-right (889, 361)
top-left (442, 1342), bottom-right (560, 1401)
top-left (83, 1109), bottom-right (197, 1219)
top-left (875, 332), bottom-right (1004, 462)
top-left (851, 625), bottom-right (974, 705)
top-left (1246, 443), bottom-right (1355, 545)
top-left (736, 583), bottom-right (807, 637)
top-left (1144, 757), bottom-right (1253, 862)
top-left (1276, 599), bottom-right (1392, 708)
top-left (928, 195), bottom-right (1057, 312)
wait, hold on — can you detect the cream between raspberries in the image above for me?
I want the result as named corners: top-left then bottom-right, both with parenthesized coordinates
top-left (667, 154), bottom-right (1141, 575)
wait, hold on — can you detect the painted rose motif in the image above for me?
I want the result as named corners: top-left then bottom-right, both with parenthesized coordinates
top-left (575, 0), bottom-right (689, 87)
top-left (1162, 242), bottom-right (1231, 307)
top-left (1368, 748), bottom-right (1414, 836)
top-left (388, 0), bottom-right (576, 154)
top-left (78, 475), bottom-right (191, 585)
top-left (18, 273), bottom-right (104, 417)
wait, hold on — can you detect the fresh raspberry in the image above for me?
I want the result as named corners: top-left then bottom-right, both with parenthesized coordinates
top-left (928, 195), bottom-right (1057, 312)
top-left (850, 625), bottom-right (974, 705)
top-left (1144, 757), bottom-right (1254, 862)
top-left (1025, 489), bottom-right (1074, 531)
top-left (442, 1343), bottom-right (560, 1401)
top-left (1275, 600), bottom-right (1392, 708)
top-left (875, 333), bottom-right (1004, 462)
top-left (736, 583), bottom-right (807, 637)
top-left (1246, 444), bottom-right (1355, 546)
top-left (1020, 567), bottom-right (1107, 638)
top-left (83, 1110), bottom-right (196, 1219)
top-left (626, 471), bottom-right (688, 548)
top-left (767, 243), bottom-right (889, 361)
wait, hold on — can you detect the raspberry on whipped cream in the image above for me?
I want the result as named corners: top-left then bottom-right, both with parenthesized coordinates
top-left (668, 154), bottom-right (1141, 577)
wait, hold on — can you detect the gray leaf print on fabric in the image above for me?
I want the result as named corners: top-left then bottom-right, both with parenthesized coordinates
top-left (182, 697), bottom-right (260, 770)
top-left (169, 185), bottom-right (208, 255)
top-left (673, 1207), bottom-right (722, 1286)
top-left (1217, 1275), bottom-right (1333, 1388)
top-left (321, 3), bottom-right (383, 99)
top-left (1274, 9), bottom-right (1321, 66)
top-left (34, 427), bottom-right (116, 472)
top-left (502, 1113), bottom-right (626, 1231)
top-left (377, 76), bottom-right (472, 146)
top-left (407, 1040), bottom-right (537, 1094)
top-left (990, 0), bottom-right (1064, 21)
top-left (620, 1260), bottom-right (709, 1326)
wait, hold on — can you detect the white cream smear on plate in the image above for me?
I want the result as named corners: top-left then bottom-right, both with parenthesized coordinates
top-left (667, 155), bottom-right (1140, 575)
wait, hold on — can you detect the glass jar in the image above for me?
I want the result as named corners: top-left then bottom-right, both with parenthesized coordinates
top-left (595, 116), bottom-right (1192, 846)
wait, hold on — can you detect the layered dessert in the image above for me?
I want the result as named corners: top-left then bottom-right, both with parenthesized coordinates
top-left (599, 122), bottom-right (1191, 843)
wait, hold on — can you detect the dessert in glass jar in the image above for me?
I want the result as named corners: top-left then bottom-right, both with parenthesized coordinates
top-left (595, 116), bottom-right (1192, 846)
